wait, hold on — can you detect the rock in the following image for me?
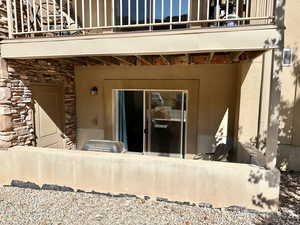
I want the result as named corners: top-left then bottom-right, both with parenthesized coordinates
top-left (0, 105), bottom-right (11, 115)
top-left (10, 180), bottom-right (40, 189)
top-left (0, 140), bottom-right (11, 148)
top-left (41, 184), bottom-right (74, 192)
top-left (0, 115), bottom-right (12, 131)
top-left (0, 87), bottom-right (11, 101)
top-left (198, 202), bottom-right (213, 208)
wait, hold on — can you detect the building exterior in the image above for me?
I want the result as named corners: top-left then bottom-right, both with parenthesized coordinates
top-left (0, 0), bottom-right (293, 211)
top-left (276, 1), bottom-right (300, 171)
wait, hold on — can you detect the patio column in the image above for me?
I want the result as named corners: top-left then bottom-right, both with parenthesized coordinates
top-left (0, 58), bottom-right (13, 148)
top-left (263, 0), bottom-right (285, 169)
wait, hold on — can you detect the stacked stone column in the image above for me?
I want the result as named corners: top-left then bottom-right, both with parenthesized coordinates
top-left (0, 75), bottom-right (13, 148)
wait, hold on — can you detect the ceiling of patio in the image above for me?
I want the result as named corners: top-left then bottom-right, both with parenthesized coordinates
top-left (41, 51), bottom-right (264, 66)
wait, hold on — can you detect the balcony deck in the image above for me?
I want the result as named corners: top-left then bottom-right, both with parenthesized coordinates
top-left (2, 0), bottom-right (279, 59)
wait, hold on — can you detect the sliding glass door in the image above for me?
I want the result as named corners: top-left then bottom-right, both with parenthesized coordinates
top-left (115, 90), bottom-right (187, 157)
top-left (146, 91), bottom-right (186, 156)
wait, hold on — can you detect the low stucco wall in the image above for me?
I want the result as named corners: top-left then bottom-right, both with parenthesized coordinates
top-left (0, 146), bottom-right (280, 212)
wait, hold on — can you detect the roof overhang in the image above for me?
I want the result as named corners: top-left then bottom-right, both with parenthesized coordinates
top-left (1, 25), bottom-right (280, 59)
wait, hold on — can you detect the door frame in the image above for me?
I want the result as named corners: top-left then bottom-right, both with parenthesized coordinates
top-left (31, 82), bottom-right (65, 148)
top-left (103, 79), bottom-right (199, 157)
top-left (114, 89), bottom-right (188, 158)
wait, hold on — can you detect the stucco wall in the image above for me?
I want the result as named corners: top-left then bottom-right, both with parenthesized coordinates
top-left (278, 0), bottom-right (300, 147)
top-left (235, 58), bottom-right (261, 163)
top-left (275, 0), bottom-right (300, 171)
top-left (234, 51), bottom-right (273, 166)
top-left (0, 146), bottom-right (280, 212)
top-left (75, 64), bottom-right (238, 155)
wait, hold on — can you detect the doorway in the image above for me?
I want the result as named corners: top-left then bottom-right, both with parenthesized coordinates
top-left (32, 84), bottom-right (65, 148)
top-left (115, 89), bottom-right (187, 157)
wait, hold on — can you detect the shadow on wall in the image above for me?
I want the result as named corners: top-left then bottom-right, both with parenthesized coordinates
top-left (234, 0), bottom-right (286, 215)
top-left (248, 168), bottom-right (280, 210)
top-left (236, 0), bottom-right (286, 165)
top-left (276, 46), bottom-right (300, 171)
top-left (279, 45), bottom-right (300, 139)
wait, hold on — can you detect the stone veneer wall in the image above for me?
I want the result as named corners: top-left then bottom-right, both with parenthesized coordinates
top-left (0, 0), bottom-right (8, 39)
top-left (0, 59), bottom-right (76, 149)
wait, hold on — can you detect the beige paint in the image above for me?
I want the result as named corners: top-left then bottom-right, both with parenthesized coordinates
top-left (75, 64), bottom-right (237, 155)
top-left (0, 146), bottom-right (280, 212)
top-left (278, 0), bottom-right (300, 147)
top-left (31, 84), bottom-right (65, 148)
top-left (234, 51), bottom-right (275, 165)
top-left (271, 0), bottom-right (300, 167)
top-left (235, 57), bottom-right (263, 163)
top-left (263, 0), bottom-right (300, 158)
top-left (1, 26), bottom-right (279, 59)
top-left (77, 128), bottom-right (104, 149)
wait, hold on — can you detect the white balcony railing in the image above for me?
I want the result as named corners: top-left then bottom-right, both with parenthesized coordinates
top-left (6, 0), bottom-right (275, 38)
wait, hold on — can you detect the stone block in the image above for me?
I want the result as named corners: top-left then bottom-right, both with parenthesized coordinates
top-left (0, 105), bottom-right (11, 115)
top-left (0, 115), bottom-right (12, 131)
top-left (0, 134), bottom-right (15, 141)
top-left (0, 140), bottom-right (11, 148)
top-left (0, 87), bottom-right (11, 101)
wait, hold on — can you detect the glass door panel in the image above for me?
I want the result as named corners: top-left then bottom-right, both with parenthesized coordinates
top-left (146, 91), bottom-right (185, 156)
top-left (116, 89), bottom-right (187, 157)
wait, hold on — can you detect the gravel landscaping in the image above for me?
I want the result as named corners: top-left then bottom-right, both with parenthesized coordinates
top-left (0, 173), bottom-right (299, 225)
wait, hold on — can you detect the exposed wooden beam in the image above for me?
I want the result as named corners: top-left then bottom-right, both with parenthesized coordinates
top-left (62, 57), bottom-right (88, 65)
top-left (190, 55), bottom-right (207, 64)
top-left (185, 54), bottom-right (191, 64)
top-left (91, 56), bottom-right (119, 65)
top-left (136, 55), bottom-right (152, 65)
top-left (231, 51), bottom-right (244, 62)
top-left (160, 55), bottom-right (171, 65)
top-left (207, 52), bottom-right (215, 63)
top-left (89, 56), bottom-right (107, 65)
top-left (113, 56), bottom-right (135, 66)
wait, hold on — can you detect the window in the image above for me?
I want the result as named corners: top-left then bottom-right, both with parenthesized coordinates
top-left (283, 48), bottom-right (293, 66)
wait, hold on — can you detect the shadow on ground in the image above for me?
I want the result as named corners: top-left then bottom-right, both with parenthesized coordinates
top-left (255, 172), bottom-right (300, 225)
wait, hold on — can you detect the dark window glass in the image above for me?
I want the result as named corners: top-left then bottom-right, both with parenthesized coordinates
top-left (283, 48), bottom-right (292, 66)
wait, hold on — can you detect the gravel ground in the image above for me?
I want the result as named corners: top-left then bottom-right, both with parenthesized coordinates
top-left (0, 173), bottom-right (299, 225)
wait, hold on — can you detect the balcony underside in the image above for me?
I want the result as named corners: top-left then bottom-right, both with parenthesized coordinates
top-left (6, 50), bottom-right (262, 66)
top-left (1, 25), bottom-right (280, 59)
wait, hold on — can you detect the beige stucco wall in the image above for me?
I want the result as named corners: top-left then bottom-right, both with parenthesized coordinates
top-left (0, 146), bottom-right (280, 212)
top-left (275, 0), bottom-right (300, 171)
top-left (235, 56), bottom-right (263, 163)
top-left (234, 51), bottom-right (273, 165)
top-left (75, 64), bottom-right (238, 155)
top-left (279, 0), bottom-right (300, 147)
